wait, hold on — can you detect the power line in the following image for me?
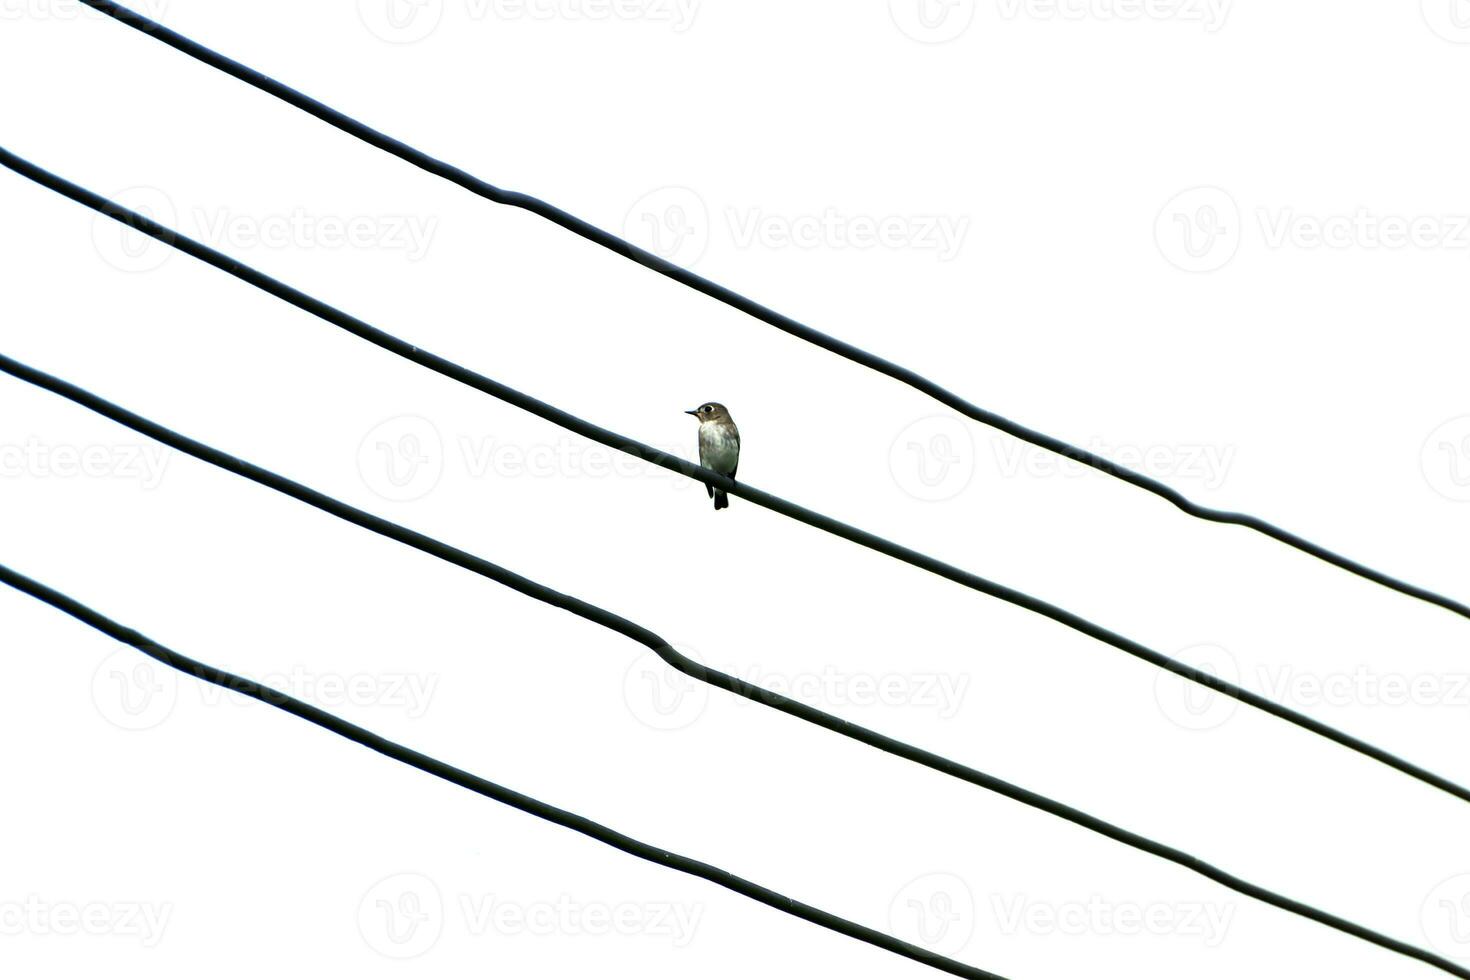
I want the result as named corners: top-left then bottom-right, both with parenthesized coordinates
top-left (0, 349), bottom-right (1465, 979)
top-left (0, 562), bottom-right (1009, 980)
top-left (70, 0), bottom-right (1470, 625)
top-left (2, 145), bottom-right (1464, 810)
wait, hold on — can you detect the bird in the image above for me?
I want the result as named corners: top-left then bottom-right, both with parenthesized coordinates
top-left (685, 402), bottom-right (740, 510)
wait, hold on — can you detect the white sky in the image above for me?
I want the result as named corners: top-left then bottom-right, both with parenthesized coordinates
top-left (3, 3), bottom-right (1470, 978)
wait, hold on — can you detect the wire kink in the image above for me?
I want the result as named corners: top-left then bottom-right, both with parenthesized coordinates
top-left (2, 145), bottom-right (1465, 810)
top-left (0, 353), bottom-right (1464, 979)
top-left (71, 0), bottom-right (1470, 624)
top-left (0, 564), bottom-right (1007, 980)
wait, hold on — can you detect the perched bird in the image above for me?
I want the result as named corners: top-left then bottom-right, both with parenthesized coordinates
top-left (685, 402), bottom-right (740, 510)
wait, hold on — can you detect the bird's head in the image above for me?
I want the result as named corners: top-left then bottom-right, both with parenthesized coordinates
top-left (685, 402), bottom-right (732, 424)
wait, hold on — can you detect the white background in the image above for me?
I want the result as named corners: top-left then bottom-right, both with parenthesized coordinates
top-left (3, 2), bottom-right (1470, 978)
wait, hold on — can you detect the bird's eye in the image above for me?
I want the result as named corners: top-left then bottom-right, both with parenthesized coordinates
top-left (702, 405), bottom-right (711, 413)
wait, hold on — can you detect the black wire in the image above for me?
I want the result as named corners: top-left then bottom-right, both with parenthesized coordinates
top-left (2, 145), bottom-right (1465, 811)
top-left (0, 563), bottom-right (1009, 980)
top-left (69, 0), bottom-right (1470, 625)
top-left (0, 351), bottom-right (1465, 980)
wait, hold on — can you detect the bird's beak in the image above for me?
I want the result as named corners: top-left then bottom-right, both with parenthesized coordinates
top-left (684, 409), bottom-right (700, 417)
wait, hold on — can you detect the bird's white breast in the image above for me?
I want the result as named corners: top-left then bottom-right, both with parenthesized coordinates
top-left (699, 423), bottom-right (739, 473)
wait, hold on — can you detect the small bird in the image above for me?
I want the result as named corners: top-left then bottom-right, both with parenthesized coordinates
top-left (685, 402), bottom-right (740, 510)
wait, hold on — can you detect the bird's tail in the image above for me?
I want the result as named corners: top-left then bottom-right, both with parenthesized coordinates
top-left (713, 489), bottom-right (729, 511)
